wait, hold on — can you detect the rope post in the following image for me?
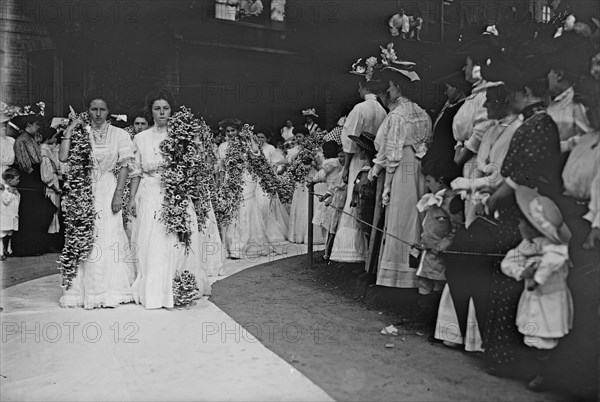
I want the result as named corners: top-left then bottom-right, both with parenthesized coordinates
top-left (307, 182), bottom-right (314, 269)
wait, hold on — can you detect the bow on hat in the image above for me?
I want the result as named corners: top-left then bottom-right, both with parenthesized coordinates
top-left (349, 56), bottom-right (380, 82)
top-left (379, 43), bottom-right (420, 81)
top-left (302, 108), bottom-right (318, 117)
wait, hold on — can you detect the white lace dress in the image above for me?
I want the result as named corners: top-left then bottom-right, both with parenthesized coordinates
top-left (130, 126), bottom-right (211, 309)
top-left (60, 125), bottom-right (136, 309)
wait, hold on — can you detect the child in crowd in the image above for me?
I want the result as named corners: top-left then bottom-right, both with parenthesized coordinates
top-left (318, 148), bottom-right (347, 260)
top-left (415, 159), bottom-right (463, 320)
top-left (1, 168), bottom-right (21, 260)
top-left (501, 186), bottom-right (573, 392)
top-left (348, 131), bottom-right (378, 242)
top-left (309, 141), bottom-right (343, 241)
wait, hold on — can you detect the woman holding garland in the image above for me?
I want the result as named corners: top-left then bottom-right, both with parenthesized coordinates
top-left (216, 118), bottom-right (271, 259)
top-left (59, 97), bottom-right (135, 309)
top-left (129, 90), bottom-right (211, 309)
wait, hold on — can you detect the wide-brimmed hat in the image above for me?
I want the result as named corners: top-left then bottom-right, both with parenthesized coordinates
top-left (380, 43), bottom-right (420, 82)
top-left (302, 108), bottom-right (318, 118)
top-left (348, 131), bottom-right (376, 155)
top-left (349, 56), bottom-right (381, 82)
top-left (11, 114), bottom-right (42, 131)
top-left (515, 186), bottom-right (572, 244)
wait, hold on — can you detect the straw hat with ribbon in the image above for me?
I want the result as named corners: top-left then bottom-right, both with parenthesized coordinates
top-left (379, 43), bottom-right (420, 82)
top-left (348, 131), bottom-right (376, 155)
top-left (515, 185), bottom-right (572, 245)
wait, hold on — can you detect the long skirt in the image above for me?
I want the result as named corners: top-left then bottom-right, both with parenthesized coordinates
top-left (131, 175), bottom-right (211, 309)
top-left (12, 165), bottom-right (56, 256)
top-left (376, 148), bottom-right (425, 288)
top-left (60, 172), bottom-right (135, 309)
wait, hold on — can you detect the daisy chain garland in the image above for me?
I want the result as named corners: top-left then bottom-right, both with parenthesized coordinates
top-left (159, 107), bottom-right (204, 251)
top-left (59, 112), bottom-right (95, 290)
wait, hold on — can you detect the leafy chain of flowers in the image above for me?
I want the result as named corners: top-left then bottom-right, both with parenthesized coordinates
top-left (59, 112), bottom-right (95, 290)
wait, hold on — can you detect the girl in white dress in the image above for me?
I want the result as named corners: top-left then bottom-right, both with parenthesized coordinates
top-left (129, 91), bottom-right (210, 309)
top-left (217, 118), bottom-right (271, 259)
top-left (287, 126), bottom-right (325, 245)
top-left (254, 127), bottom-right (289, 246)
top-left (59, 98), bottom-right (135, 309)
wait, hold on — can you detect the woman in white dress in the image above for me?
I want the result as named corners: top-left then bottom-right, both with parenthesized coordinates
top-left (0, 112), bottom-right (15, 186)
top-left (287, 126), bottom-right (326, 245)
top-left (217, 118), bottom-right (271, 259)
top-left (254, 127), bottom-right (289, 245)
top-left (59, 98), bottom-right (135, 308)
top-left (129, 90), bottom-right (211, 309)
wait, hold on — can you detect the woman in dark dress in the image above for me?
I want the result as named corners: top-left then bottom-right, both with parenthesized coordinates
top-left (11, 115), bottom-right (56, 256)
top-left (485, 61), bottom-right (563, 382)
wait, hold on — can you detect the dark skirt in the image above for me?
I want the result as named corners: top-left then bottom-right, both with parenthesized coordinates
top-left (11, 164), bottom-right (56, 256)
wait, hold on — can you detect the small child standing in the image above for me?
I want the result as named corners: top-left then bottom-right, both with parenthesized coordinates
top-left (415, 159), bottom-right (463, 327)
top-left (310, 141), bottom-right (343, 241)
top-left (416, 160), bottom-right (463, 296)
top-left (318, 149), bottom-right (347, 260)
top-left (1, 168), bottom-right (21, 260)
top-left (348, 131), bottom-right (378, 243)
top-left (501, 185), bottom-right (573, 392)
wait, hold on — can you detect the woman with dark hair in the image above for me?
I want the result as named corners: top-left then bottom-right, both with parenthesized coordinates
top-left (128, 89), bottom-right (211, 309)
top-left (59, 97), bottom-right (135, 308)
top-left (216, 117), bottom-right (271, 258)
top-left (371, 67), bottom-right (432, 288)
top-left (483, 59), bottom-right (562, 379)
top-left (131, 111), bottom-right (150, 135)
top-left (11, 114), bottom-right (56, 256)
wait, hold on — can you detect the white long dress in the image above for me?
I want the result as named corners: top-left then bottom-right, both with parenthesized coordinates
top-left (330, 93), bottom-right (387, 262)
top-left (0, 135), bottom-right (15, 185)
top-left (286, 146), bottom-right (325, 245)
top-left (60, 125), bottom-right (136, 309)
top-left (130, 126), bottom-right (211, 309)
top-left (198, 199), bottom-right (226, 277)
top-left (256, 143), bottom-right (289, 246)
top-left (218, 141), bottom-right (271, 259)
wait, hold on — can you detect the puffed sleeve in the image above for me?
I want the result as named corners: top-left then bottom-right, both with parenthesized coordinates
top-left (341, 104), bottom-right (363, 154)
top-left (116, 129), bottom-right (136, 170)
top-left (500, 241), bottom-right (528, 280)
top-left (383, 113), bottom-right (407, 174)
top-left (534, 243), bottom-right (569, 285)
top-left (129, 135), bottom-right (142, 178)
top-left (2, 188), bottom-right (16, 206)
top-left (40, 156), bottom-right (55, 186)
top-left (465, 118), bottom-right (495, 154)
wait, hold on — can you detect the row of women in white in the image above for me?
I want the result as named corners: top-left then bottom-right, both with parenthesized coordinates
top-left (58, 90), bottom-right (323, 310)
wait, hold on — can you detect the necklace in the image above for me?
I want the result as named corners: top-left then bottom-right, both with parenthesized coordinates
top-left (91, 124), bottom-right (109, 145)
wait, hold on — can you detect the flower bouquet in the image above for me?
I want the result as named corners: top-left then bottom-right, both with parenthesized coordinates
top-left (172, 270), bottom-right (200, 308)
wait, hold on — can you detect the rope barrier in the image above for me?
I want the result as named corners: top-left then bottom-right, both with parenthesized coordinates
top-left (309, 190), bottom-right (507, 259)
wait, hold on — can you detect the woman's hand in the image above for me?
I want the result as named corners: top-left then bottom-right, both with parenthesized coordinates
top-left (342, 167), bottom-right (349, 184)
top-left (128, 198), bottom-right (137, 217)
top-left (111, 191), bottom-right (123, 213)
top-left (583, 228), bottom-right (600, 250)
top-left (382, 185), bottom-right (391, 206)
top-left (68, 117), bottom-right (83, 130)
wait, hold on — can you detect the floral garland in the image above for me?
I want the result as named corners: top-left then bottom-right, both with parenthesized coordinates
top-left (172, 270), bottom-right (200, 308)
top-left (112, 126), bottom-right (135, 229)
top-left (194, 118), bottom-right (217, 231)
top-left (212, 126), bottom-right (247, 228)
top-left (159, 107), bottom-right (204, 251)
top-left (59, 112), bottom-right (95, 290)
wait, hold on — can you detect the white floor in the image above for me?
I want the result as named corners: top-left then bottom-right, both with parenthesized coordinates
top-left (0, 244), bottom-right (332, 401)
